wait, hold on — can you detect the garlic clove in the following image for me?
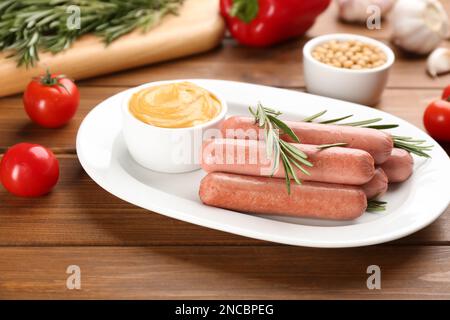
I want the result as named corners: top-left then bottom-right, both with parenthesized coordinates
top-left (427, 47), bottom-right (450, 77)
top-left (393, 20), bottom-right (432, 54)
top-left (391, 0), bottom-right (449, 55)
top-left (337, 0), bottom-right (395, 23)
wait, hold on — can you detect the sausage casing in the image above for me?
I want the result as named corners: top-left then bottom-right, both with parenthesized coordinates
top-left (199, 172), bottom-right (368, 220)
top-left (380, 148), bottom-right (414, 183)
top-left (201, 138), bottom-right (375, 185)
top-left (221, 116), bottom-right (393, 164)
top-left (362, 168), bottom-right (388, 199)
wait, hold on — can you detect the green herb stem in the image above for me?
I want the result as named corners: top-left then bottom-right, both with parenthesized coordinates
top-left (302, 110), bottom-right (432, 158)
top-left (367, 200), bottom-right (387, 212)
top-left (316, 142), bottom-right (348, 150)
top-left (250, 103), bottom-right (312, 194)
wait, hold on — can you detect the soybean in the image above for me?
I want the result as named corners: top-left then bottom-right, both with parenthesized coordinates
top-left (312, 40), bottom-right (387, 70)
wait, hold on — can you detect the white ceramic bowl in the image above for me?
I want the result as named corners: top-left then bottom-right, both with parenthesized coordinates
top-left (303, 33), bottom-right (395, 106)
top-left (122, 80), bottom-right (228, 173)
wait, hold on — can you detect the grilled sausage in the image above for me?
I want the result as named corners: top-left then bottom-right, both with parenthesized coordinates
top-left (201, 138), bottom-right (375, 185)
top-left (379, 148), bottom-right (414, 183)
top-left (220, 116), bottom-right (393, 164)
top-left (199, 172), bottom-right (367, 220)
top-left (362, 168), bottom-right (388, 199)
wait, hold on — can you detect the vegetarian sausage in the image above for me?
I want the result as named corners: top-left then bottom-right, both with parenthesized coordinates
top-left (362, 168), bottom-right (388, 199)
top-left (201, 138), bottom-right (375, 185)
top-left (220, 116), bottom-right (394, 164)
top-left (199, 172), bottom-right (368, 220)
top-left (380, 148), bottom-right (414, 183)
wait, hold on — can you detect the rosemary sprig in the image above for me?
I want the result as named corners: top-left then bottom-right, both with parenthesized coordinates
top-left (0, 0), bottom-right (184, 67)
top-left (367, 200), bottom-right (387, 212)
top-left (303, 110), bottom-right (433, 158)
top-left (249, 103), bottom-right (313, 194)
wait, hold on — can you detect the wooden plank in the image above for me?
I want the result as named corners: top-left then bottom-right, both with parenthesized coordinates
top-left (0, 157), bottom-right (448, 246)
top-left (0, 0), bottom-right (225, 97)
top-left (1, 0), bottom-right (448, 95)
top-left (0, 207), bottom-right (448, 246)
top-left (1, 86), bottom-right (448, 152)
top-left (0, 86), bottom-right (124, 152)
top-left (308, 0), bottom-right (392, 39)
top-left (79, 37), bottom-right (450, 89)
top-left (0, 246), bottom-right (449, 299)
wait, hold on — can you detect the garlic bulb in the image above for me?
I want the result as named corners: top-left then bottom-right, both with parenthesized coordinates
top-left (391, 0), bottom-right (449, 55)
top-left (427, 47), bottom-right (450, 77)
top-left (337, 0), bottom-right (395, 23)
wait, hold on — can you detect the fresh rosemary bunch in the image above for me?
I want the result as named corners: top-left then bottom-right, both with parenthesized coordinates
top-left (0, 0), bottom-right (184, 67)
top-left (249, 103), bottom-right (313, 194)
top-left (303, 110), bottom-right (433, 158)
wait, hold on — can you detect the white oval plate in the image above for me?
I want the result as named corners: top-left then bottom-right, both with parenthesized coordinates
top-left (76, 80), bottom-right (450, 248)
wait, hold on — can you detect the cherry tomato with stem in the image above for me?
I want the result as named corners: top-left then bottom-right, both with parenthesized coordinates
top-left (0, 143), bottom-right (59, 197)
top-left (23, 70), bottom-right (79, 128)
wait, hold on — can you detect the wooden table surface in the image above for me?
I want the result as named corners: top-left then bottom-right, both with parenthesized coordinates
top-left (1, 2), bottom-right (450, 299)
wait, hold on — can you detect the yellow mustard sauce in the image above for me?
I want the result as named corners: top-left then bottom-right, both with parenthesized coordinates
top-left (128, 81), bottom-right (222, 128)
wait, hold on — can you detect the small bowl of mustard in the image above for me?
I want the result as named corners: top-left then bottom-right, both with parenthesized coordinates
top-left (122, 80), bottom-right (227, 173)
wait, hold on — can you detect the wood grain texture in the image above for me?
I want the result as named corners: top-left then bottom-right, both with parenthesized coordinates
top-left (80, 38), bottom-right (450, 89)
top-left (0, 157), bottom-right (448, 246)
top-left (0, 246), bottom-right (450, 299)
top-left (0, 86), bottom-right (124, 152)
top-left (1, 86), bottom-right (449, 152)
top-left (79, 0), bottom-right (450, 90)
top-left (0, 0), bottom-right (225, 97)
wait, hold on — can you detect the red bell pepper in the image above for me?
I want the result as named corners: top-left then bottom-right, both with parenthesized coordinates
top-left (220, 0), bottom-right (331, 47)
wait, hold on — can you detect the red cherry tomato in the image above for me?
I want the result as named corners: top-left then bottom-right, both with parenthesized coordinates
top-left (0, 143), bottom-right (59, 197)
top-left (442, 85), bottom-right (450, 101)
top-left (423, 99), bottom-right (450, 142)
top-left (23, 70), bottom-right (79, 128)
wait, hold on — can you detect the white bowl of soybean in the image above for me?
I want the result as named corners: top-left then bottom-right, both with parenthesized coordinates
top-left (303, 33), bottom-right (395, 106)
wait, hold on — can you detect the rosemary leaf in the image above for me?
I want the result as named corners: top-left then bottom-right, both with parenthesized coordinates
top-left (266, 126), bottom-right (275, 158)
top-left (271, 137), bottom-right (280, 177)
top-left (362, 124), bottom-right (399, 129)
top-left (320, 114), bottom-right (353, 124)
top-left (281, 157), bottom-right (292, 195)
top-left (261, 106), bottom-right (282, 117)
top-left (280, 142), bottom-right (313, 168)
top-left (281, 151), bottom-right (301, 185)
top-left (279, 140), bottom-right (310, 162)
top-left (316, 142), bottom-right (348, 150)
top-left (340, 118), bottom-right (382, 126)
top-left (289, 158), bottom-right (312, 176)
top-left (267, 114), bottom-right (300, 143)
top-left (393, 139), bottom-right (432, 158)
top-left (303, 110), bottom-right (327, 122)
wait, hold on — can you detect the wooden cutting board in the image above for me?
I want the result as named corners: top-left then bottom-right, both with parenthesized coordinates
top-left (0, 0), bottom-right (225, 97)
